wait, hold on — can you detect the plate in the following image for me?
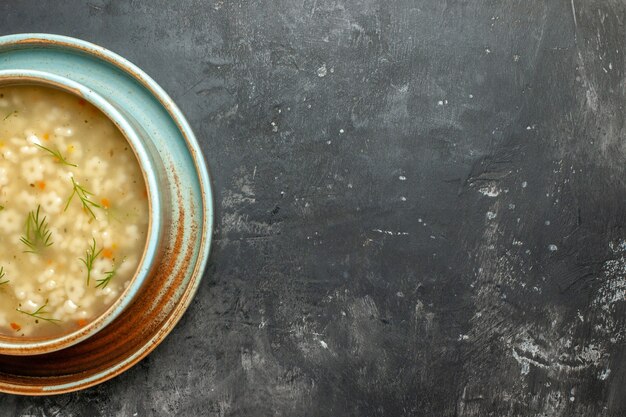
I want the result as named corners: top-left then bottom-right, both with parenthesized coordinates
top-left (0, 34), bottom-right (213, 395)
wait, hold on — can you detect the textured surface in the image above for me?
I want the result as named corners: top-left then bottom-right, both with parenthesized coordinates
top-left (1, 0), bottom-right (626, 415)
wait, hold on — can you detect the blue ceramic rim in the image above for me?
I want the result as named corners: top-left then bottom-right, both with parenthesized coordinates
top-left (0, 69), bottom-right (163, 353)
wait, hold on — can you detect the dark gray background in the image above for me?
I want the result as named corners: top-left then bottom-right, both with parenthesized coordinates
top-left (2, 0), bottom-right (626, 415)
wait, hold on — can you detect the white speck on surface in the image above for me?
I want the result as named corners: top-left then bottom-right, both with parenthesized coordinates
top-left (520, 361), bottom-right (530, 375)
top-left (316, 64), bottom-right (327, 77)
top-left (400, 196), bottom-right (407, 201)
top-left (609, 62), bottom-right (613, 70)
top-left (486, 211), bottom-right (497, 220)
top-left (469, 94), bottom-right (474, 98)
top-left (599, 369), bottom-right (611, 380)
top-left (478, 184), bottom-right (500, 197)
top-left (437, 100), bottom-right (444, 106)
top-left (418, 218), bottom-right (422, 223)
top-left (347, 183), bottom-right (353, 188)
top-left (372, 229), bottom-right (409, 236)
top-left (509, 203), bottom-right (516, 210)
top-left (339, 128), bottom-right (344, 134)
top-left (326, 140), bottom-right (332, 145)
top-left (513, 54), bottom-right (520, 61)
top-left (399, 175), bottom-right (406, 181)
top-left (545, 220), bottom-right (551, 225)
top-left (522, 181), bottom-right (528, 188)
top-left (458, 334), bottom-right (469, 341)
top-left (396, 291), bottom-right (405, 297)
top-left (548, 244), bottom-right (558, 252)
top-left (319, 340), bottom-right (328, 349)
top-left (485, 47), bottom-right (491, 54)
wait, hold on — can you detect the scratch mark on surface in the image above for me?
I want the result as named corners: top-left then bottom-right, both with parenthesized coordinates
top-left (570, 0), bottom-right (578, 32)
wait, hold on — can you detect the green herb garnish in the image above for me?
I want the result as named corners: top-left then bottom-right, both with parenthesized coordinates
top-left (35, 144), bottom-right (77, 167)
top-left (20, 205), bottom-right (53, 253)
top-left (65, 177), bottom-right (101, 219)
top-left (96, 269), bottom-right (115, 289)
top-left (0, 267), bottom-right (8, 286)
top-left (16, 300), bottom-right (60, 324)
top-left (0, 205), bottom-right (4, 211)
top-left (80, 238), bottom-right (102, 285)
top-left (3, 110), bottom-right (17, 120)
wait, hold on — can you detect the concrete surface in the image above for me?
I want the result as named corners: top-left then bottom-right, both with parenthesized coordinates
top-left (1, 0), bottom-right (626, 415)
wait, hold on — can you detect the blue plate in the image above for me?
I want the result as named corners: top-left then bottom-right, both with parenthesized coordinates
top-left (0, 34), bottom-right (213, 395)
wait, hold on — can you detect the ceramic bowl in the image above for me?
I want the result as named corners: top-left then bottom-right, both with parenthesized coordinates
top-left (0, 33), bottom-right (212, 395)
top-left (0, 69), bottom-right (165, 355)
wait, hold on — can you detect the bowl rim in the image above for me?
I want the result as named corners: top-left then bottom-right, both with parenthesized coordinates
top-left (0, 69), bottom-right (162, 355)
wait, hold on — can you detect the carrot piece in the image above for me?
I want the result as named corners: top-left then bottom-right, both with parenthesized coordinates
top-left (36, 181), bottom-right (46, 190)
top-left (102, 248), bottom-right (114, 259)
top-left (77, 319), bottom-right (88, 327)
top-left (78, 98), bottom-right (86, 106)
top-left (43, 133), bottom-right (50, 140)
top-left (101, 198), bottom-right (110, 208)
top-left (10, 322), bottom-right (21, 331)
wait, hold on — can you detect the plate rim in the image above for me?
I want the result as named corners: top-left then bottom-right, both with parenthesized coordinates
top-left (0, 33), bottom-right (214, 395)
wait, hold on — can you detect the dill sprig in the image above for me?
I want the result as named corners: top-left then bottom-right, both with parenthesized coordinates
top-left (80, 238), bottom-right (102, 285)
top-left (96, 269), bottom-right (116, 289)
top-left (65, 177), bottom-right (101, 219)
top-left (20, 205), bottom-right (53, 253)
top-left (3, 110), bottom-right (17, 120)
top-left (0, 267), bottom-right (8, 286)
top-left (35, 143), bottom-right (77, 167)
top-left (16, 300), bottom-right (60, 324)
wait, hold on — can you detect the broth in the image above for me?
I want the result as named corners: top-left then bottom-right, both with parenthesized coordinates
top-left (0, 85), bottom-right (149, 338)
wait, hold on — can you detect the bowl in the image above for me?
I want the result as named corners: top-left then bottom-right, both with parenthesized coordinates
top-left (0, 69), bottom-right (165, 355)
top-left (0, 33), bottom-right (212, 395)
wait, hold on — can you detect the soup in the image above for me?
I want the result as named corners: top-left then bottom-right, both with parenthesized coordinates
top-left (0, 84), bottom-right (149, 338)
